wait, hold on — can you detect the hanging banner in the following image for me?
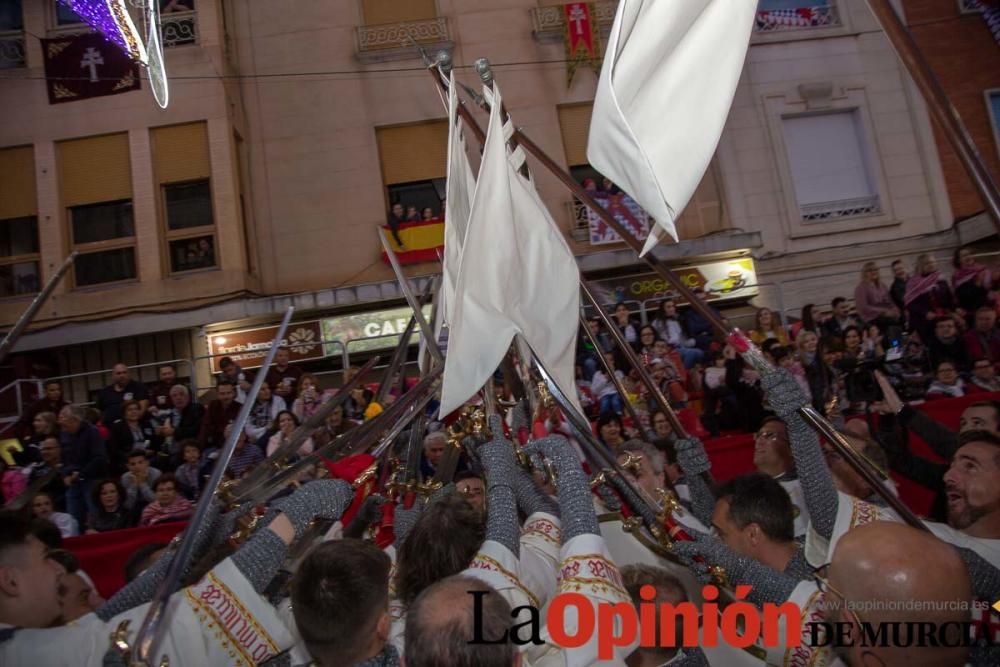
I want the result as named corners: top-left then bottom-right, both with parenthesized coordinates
top-left (564, 2), bottom-right (601, 87)
top-left (585, 192), bottom-right (651, 245)
top-left (41, 32), bottom-right (140, 105)
top-left (590, 258), bottom-right (759, 306)
top-left (207, 321), bottom-right (324, 372)
top-left (321, 304), bottom-right (433, 356)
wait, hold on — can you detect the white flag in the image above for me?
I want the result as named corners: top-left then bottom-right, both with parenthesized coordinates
top-left (441, 73), bottom-right (478, 326)
top-left (587, 0), bottom-right (756, 254)
top-left (439, 82), bottom-right (581, 417)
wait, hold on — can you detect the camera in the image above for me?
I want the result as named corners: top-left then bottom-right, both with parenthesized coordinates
top-left (845, 360), bottom-right (883, 403)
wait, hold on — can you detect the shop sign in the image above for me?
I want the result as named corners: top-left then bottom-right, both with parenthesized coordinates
top-left (590, 258), bottom-right (758, 306)
top-left (321, 305), bottom-right (434, 356)
top-left (207, 321), bottom-right (324, 371)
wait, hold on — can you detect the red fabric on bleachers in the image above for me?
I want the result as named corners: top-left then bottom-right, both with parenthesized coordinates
top-left (64, 522), bottom-right (186, 599)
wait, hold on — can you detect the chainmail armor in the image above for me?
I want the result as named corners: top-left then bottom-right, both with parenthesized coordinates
top-left (478, 416), bottom-right (523, 556)
top-left (525, 434), bottom-right (599, 541)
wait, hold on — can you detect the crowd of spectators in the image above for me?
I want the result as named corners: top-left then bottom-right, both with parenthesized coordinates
top-left (574, 247), bottom-right (1000, 440)
top-left (0, 346), bottom-right (373, 539)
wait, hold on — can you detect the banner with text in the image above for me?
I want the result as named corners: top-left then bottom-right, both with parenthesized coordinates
top-left (590, 258), bottom-right (759, 307)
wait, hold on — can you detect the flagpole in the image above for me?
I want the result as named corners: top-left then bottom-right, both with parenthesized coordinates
top-left (379, 229), bottom-right (445, 365)
top-left (865, 0), bottom-right (1000, 232)
top-left (426, 56), bottom-right (922, 530)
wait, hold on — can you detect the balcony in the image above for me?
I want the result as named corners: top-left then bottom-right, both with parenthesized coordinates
top-left (530, 2), bottom-right (618, 43)
top-left (355, 17), bottom-right (453, 64)
top-left (161, 10), bottom-right (197, 48)
top-left (0, 30), bottom-right (25, 69)
top-left (753, 3), bottom-right (842, 34)
top-left (800, 195), bottom-right (881, 222)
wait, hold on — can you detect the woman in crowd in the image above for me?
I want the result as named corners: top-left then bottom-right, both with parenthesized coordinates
top-left (0, 458), bottom-right (26, 505)
top-left (292, 373), bottom-right (326, 421)
top-left (925, 360), bottom-right (965, 400)
top-left (139, 475), bottom-right (194, 526)
top-left (951, 245), bottom-right (995, 326)
top-left (596, 412), bottom-right (626, 451)
top-left (790, 303), bottom-right (822, 342)
top-left (345, 386), bottom-right (373, 421)
top-left (245, 381), bottom-right (286, 445)
top-left (904, 253), bottom-right (955, 341)
top-left (797, 330), bottom-right (835, 414)
top-left (108, 400), bottom-right (157, 474)
top-left (841, 325), bottom-right (864, 363)
top-left (421, 207), bottom-right (436, 221)
top-left (266, 410), bottom-right (314, 458)
top-left (862, 322), bottom-right (887, 361)
top-left (590, 351), bottom-right (625, 417)
top-left (854, 261), bottom-right (901, 326)
top-left (32, 491), bottom-right (78, 537)
top-left (612, 302), bottom-right (640, 347)
top-left (86, 479), bottom-right (131, 533)
top-left (649, 409), bottom-right (673, 440)
top-left (749, 307), bottom-right (789, 346)
top-left (24, 410), bottom-right (58, 448)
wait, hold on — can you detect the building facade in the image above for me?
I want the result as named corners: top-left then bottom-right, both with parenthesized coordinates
top-left (0, 0), bottom-right (985, 413)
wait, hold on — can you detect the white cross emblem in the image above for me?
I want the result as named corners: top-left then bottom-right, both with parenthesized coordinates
top-left (80, 47), bottom-right (104, 83)
top-left (568, 5), bottom-right (587, 36)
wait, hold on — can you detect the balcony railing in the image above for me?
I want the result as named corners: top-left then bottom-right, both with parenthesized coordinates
top-left (530, 1), bottom-right (619, 42)
top-left (355, 17), bottom-right (452, 62)
top-left (161, 10), bottom-right (197, 47)
top-left (754, 3), bottom-right (841, 33)
top-left (800, 195), bottom-right (881, 222)
top-left (0, 30), bottom-right (25, 69)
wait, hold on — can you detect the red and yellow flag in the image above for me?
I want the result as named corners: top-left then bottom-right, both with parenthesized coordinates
top-left (381, 218), bottom-right (445, 265)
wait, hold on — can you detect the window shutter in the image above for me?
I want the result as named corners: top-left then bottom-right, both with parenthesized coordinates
top-left (0, 146), bottom-right (36, 219)
top-left (558, 103), bottom-right (594, 167)
top-left (376, 121), bottom-right (449, 186)
top-left (362, 0), bottom-right (436, 24)
top-left (58, 133), bottom-right (132, 207)
top-left (152, 122), bottom-right (211, 184)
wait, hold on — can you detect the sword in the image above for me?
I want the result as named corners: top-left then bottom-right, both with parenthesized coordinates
top-left (132, 307), bottom-right (295, 666)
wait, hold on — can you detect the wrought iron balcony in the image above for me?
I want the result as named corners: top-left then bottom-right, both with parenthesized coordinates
top-left (800, 195), bottom-right (881, 222)
top-left (355, 17), bottom-right (453, 63)
top-left (530, 1), bottom-right (619, 43)
top-left (161, 10), bottom-right (197, 48)
top-left (753, 3), bottom-right (842, 33)
top-left (0, 30), bottom-right (25, 69)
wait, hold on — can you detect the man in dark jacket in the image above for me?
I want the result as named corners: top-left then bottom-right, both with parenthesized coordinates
top-left (152, 384), bottom-right (206, 468)
top-left (57, 404), bottom-right (109, 527)
top-left (198, 380), bottom-right (241, 450)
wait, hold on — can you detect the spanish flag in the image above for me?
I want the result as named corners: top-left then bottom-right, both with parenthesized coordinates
top-left (381, 218), bottom-right (445, 265)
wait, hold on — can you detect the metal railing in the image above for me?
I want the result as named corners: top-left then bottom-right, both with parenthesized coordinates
top-left (801, 195), bottom-right (881, 222)
top-left (754, 3), bottom-right (842, 33)
top-left (161, 10), bottom-right (197, 47)
top-left (355, 16), bottom-right (450, 52)
top-left (0, 30), bottom-right (25, 69)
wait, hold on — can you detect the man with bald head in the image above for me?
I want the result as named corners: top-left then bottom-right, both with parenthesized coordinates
top-left (96, 362), bottom-right (149, 424)
top-left (821, 521), bottom-right (972, 667)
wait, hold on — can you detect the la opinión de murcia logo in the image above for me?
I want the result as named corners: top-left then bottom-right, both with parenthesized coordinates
top-left (467, 586), bottom-right (1000, 660)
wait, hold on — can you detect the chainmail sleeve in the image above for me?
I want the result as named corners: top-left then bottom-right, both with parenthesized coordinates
top-left (957, 546), bottom-right (1000, 602)
top-left (674, 437), bottom-right (716, 527)
top-left (524, 435), bottom-right (599, 541)
top-left (230, 528), bottom-right (290, 593)
top-left (477, 416), bottom-right (522, 556)
top-left (511, 464), bottom-right (560, 517)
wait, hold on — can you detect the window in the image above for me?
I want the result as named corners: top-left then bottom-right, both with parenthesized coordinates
top-left (376, 121), bottom-right (448, 217)
top-left (0, 217), bottom-right (39, 297)
top-left (988, 90), bottom-right (1000, 159)
top-left (362, 0), bottom-right (435, 25)
top-left (0, 0), bottom-right (25, 69)
top-left (152, 122), bottom-right (217, 274)
top-left (780, 110), bottom-right (880, 221)
top-left (53, 1), bottom-right (83, 26)
top-left (69, 200), bottom-right (137, 286)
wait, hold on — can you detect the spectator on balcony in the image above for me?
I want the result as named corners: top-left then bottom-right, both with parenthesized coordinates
top-left (153, 384), bottom-right (206, 466)
top-left (31, 491), bottom-right (77, 538)
top-left (96, 363), bottom-right (149, 425)
top-left (265, 345), bottom-right (304, 402)
top-left (651, 298), bottom-right (703, 369)
top-left (17, 380), bottom-right (67, 440)
top-left (611, 302), bottom-right (640, 347)
top-left (405, 205), bottom-right (421, 222)
top-left (952, 245), bottom-right (995, 325)
top-left (139, 475), bottom-right (193, 527)
top-left (217, 356), bottom-right (252, 403)
top-left (964, 306), bottom-right (1000, 370)
top-left (86, 479), bottom-right (130, 533)
top-left (600, 177), bottom-right (620, 196)
top-left (821, 297), bottom-right (861, 341)
top-left (121, 449), bottom-right (161, 517)
top-left (266, 410), bottom-right (314, 459)
top-left (108, 400), bottom-right (157, 475)
top-left (591, 351), bottom-right (625, 417)
top-left (292, 373), bottom-right (326, 421)
top-left (749, 307), bottom-right (789, 347)
top-left (198, 379), bottom-right (241, 450)
top-left (684, 287), bottom-right (722, 350)
top-left (422, 207), bottom-right (436, 221)
top-left (244, 381), bottom-right (286, 445)
top-left (57, 405), bottom-right (108, 528)
top-left (904, 253), bottom-right (956, 341)
top-left (854, 261), bottom-right (902, 328)
top-left (925, 360), bottom-right (966, 400)
top-left (148, 364), bottom-right (181, 418)
top-left (386, 202), bottom-right (406, 247)
top-left (927, 315), bottom-right (970, 372)
top-left (968, 357), bottom-right (1000, 393)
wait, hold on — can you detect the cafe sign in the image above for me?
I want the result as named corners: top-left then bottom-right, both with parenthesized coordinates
top-left (321, 304), bottom-right (433, 356)
top-left (207, 321), bottom-right (324, 372)
top-left (590, 258), bottom-right (758, 306)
